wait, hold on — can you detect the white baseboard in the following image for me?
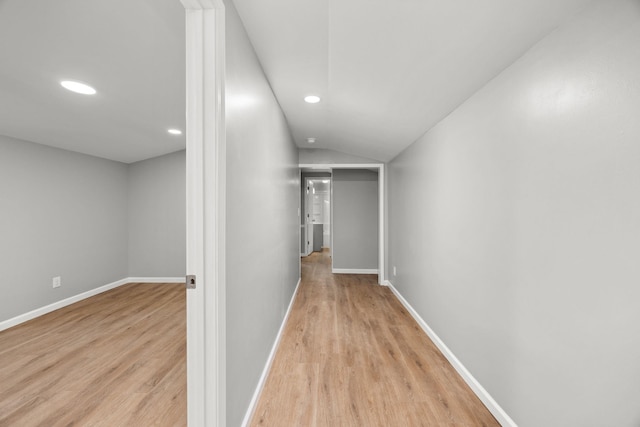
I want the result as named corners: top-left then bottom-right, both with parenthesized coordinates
top-left (386, 281), bottom-right (517, 427)
top-left (126, 277), bottom-right (185, 283)
top-left (0, 278), bottom-right (129, 332)
top-left (332, 268), bottom-right (378, 274)
top-left (0, 277), bottom-right (185, 332)
top-left (241, 277), bottom-right (302, 427)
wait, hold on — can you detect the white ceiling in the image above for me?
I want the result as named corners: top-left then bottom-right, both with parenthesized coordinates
top-left (0, 0), bottom-right (597, 164)
top-left (0, 0), bottom-right (185, 164)
top-left (233, 0), bottom-right (597, 162)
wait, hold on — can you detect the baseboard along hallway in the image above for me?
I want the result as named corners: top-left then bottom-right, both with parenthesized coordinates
top-left (249, 249), bottom-right (499, 426)
top-left (0, 283), bottom-right (186, 426)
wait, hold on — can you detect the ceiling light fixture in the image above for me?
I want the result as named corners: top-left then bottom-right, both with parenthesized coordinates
top-left (60, 80), bottom-right (96, 95)
top-left (304, 95), bottom-right (321, 104)
top-left (168, 129), bottom-right (183, 135)
top-left (306, 137), bottom-right (316, 144)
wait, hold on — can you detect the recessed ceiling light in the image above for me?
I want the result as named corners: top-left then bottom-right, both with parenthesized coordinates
top-left (60, 80), bottom-right (96, 95)
top-left (306, 137), bottom-right (316, 144)
top-left (168, 129), bottom-right (183, 135)
top-left (304, 95), bottom-right (321, 104)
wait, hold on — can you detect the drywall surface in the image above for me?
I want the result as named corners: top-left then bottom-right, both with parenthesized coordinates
top-left (127, 150), bottom-right (185, 277)
top-left (388, 1), bottom-right (640, 425)
top-left (224, 2), bottom-right (300, 425)
top-left (0, 135), bottom-right (128, 322)
top-left (299, 148), bottom-right (378, 164)
top-left (333, 169), bottom-right (378, 270)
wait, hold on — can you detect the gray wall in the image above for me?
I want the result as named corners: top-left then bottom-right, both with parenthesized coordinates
top-left (333, 169), bottom-right (378, 270)
top-left (224, 2), bottom-right (300, 425)
top-left (127, 150), bottom-right (185, 277)
top-left (388, 0), bottom-right (640, 425)
top-left (0, 135), bottom-right (128, 322)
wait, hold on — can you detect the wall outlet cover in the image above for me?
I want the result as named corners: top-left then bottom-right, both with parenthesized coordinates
top-left (52, 276), bottom-right (61, 288)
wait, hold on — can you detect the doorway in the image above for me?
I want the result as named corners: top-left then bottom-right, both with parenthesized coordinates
top-left (303, 177), bottom-right (331, 257)
top-left (299, 163), bottom-right (385, 284)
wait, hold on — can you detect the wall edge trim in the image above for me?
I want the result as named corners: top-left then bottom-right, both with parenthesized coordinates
top-left (241, 276), bottom-right (302, 427)
top-left (332, 268), bottom-right (379, 274)
top-left (386, 280), bottom-right (518, 427)
top-left (0, 277), bottom-right (186, 332)
top-left (126, 277), bottom-right (185, 283)
top-left (0, 278), bottom-right (129, 332)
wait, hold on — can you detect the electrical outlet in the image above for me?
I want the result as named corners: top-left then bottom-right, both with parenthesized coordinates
top-left (52, 276), bottom-right (61, 288)
top-left (393, 266), bottom-right (397, 276)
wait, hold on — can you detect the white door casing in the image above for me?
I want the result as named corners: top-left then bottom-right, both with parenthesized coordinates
top-left (305, 178), bottom-right (314, 256)
top-left (182, 0), bottom-right (226, 426)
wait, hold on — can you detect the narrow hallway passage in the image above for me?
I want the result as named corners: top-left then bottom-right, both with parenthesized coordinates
top-left (250, 250), bottom-right (499, 426)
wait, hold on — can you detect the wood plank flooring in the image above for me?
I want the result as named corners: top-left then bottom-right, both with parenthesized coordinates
top-left (0, 283), bottom-right (186, 427)
top-left (250, 250), bottom-right (500, 426)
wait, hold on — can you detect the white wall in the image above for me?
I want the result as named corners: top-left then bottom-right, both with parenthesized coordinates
top-left (0, 135), bottom-right (128, 322)
top-left (388, 0), bottom-right (640, 425)
top-left (224, 2), bottom-right (300, 425)
top-left (333, 169), bottom-right (378, 271)
top-left (127, 150), bottom-right (185, 277)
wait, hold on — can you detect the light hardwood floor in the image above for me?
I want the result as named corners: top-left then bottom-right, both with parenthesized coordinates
top-left (0, 283), bottom-right (186, 427)
top-left (250, 250), bottom-right (500, 426)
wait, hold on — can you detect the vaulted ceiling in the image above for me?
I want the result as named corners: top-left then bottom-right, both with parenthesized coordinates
top-left (233, 0), bottom-right (596, 161)
top-left (0, 0), bottom-right (596, 163)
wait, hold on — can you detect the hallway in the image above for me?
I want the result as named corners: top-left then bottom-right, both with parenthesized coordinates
top-left (250, 250), bottom-right (499, 426)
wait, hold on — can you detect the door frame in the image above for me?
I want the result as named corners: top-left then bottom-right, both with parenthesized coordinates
top-left (314, 177), bottom-right (332, 252)
top-left (181, 1), bottom-right (226, 426)
top-left (300, 163), bottom-right (385, 285)
top-left (303, 177), bottom-right (314, 256)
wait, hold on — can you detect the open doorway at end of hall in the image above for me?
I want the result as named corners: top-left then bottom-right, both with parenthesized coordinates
top-left (301, 171), bottom-right (332, 257)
